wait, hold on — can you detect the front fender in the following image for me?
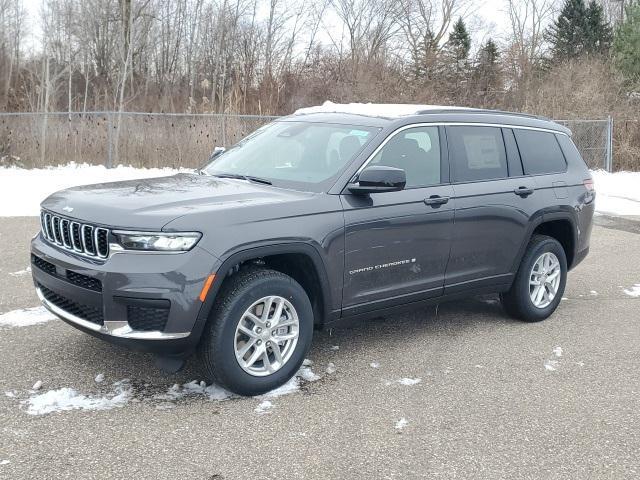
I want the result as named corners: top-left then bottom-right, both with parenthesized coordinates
top-left (190, 241), bottom-right (337, 348)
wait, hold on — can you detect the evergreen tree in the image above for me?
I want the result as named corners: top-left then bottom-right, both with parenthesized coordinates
top-left (547, 0), bottom-right (612, 59)
top-left (586, 0), bottom-right (613, 54)
top-left (474, 39), bottom-right (503, 101)
top-left (477, 39), bottom-right (499, 68)
top-left (614, 2), bottom-right (640, 86)
top-left (547, 0), bottom-right (590, 59)
top-left (447, 18), bottom-right (471, 68)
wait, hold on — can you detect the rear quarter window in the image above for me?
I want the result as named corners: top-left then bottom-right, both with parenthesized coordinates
top-left (513, 129), bottom-right (567, 175)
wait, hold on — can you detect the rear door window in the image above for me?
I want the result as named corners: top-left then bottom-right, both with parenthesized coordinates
top-left (447, 126), bottom-right (508, 182)
top-left (513, 129), bottom-right (567, 175)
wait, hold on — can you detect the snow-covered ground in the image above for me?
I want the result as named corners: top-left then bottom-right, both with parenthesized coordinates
top-left (590, 170), bottom-right (640, 217)
top-left (0, 163), bottom-right (185, 217)
top-left (0, 306), bottom-right (57, 328)
top-left (0, 164), bottom-right (638, 217)
top-left (23, 380), bottom-right (132, 415)
top-left (8, 362), bottom-right (324, 416)
top-left (623, 284), bottom-right (640, 298)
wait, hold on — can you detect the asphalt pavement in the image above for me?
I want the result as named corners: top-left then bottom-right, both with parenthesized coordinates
top-left (0, 216), bottom-right (639, 479)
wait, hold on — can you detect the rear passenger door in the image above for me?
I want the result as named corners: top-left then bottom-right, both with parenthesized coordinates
top-left (443, 125), bottom-right (536, 293)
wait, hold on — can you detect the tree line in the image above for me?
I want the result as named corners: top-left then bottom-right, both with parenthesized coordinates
top-left (0, 0), bottom-right (639, 168)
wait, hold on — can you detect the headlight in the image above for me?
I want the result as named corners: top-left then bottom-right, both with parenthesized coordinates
top-left (113, 231), bottom-right (201, 252)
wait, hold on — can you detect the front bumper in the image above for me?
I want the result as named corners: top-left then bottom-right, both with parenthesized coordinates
top-left (31, 232), bottom-right (220, 355)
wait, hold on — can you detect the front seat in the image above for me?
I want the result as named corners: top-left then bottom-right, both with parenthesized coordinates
top-left (380, 137), bottom-right (425, 187)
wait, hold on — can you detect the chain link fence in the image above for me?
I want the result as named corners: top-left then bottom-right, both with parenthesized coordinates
top-left (556, 118), bottom-right (613, 171)
top-left (0, 112), bottom-right (613, 171)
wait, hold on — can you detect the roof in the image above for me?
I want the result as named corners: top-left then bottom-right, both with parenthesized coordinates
top-left (293, 101), bottom-right (474, 119)
top-left (290, 101), bottom-right (569, 135)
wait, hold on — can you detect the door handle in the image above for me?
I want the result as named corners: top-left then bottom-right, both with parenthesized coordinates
top-left (514, 186), bottom-right (534, 197)
top-left (424, 195), bottom-right (449, 206)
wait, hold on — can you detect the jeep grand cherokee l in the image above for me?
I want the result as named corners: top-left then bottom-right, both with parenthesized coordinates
top-left (31, 105), bottom-right (595, 396)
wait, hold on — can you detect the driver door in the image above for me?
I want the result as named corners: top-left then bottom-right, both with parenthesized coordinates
top-left (340, 126), bottom-right (455, 316)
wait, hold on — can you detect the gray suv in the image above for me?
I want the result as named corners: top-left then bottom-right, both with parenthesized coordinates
top-left (30, 106), bottom-right (595, 395)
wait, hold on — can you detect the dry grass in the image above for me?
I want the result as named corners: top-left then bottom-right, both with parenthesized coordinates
top-left (0, 113), bottom-right (275, 169)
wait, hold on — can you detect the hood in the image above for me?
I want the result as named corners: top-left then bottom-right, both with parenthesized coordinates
top-left (41, 173), bottom-right (311, 230)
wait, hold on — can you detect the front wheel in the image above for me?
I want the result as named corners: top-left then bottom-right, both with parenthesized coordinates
top-left (197, 267), bottom-right (313, 396)
top-left (501, 235), bottom-right (568, 322)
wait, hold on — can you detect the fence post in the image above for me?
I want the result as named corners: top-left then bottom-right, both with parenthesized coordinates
top-left (606, 116), bottom-right (613, 172)
top-left (106, 112), bottom-right (113, 168)
top-left (221, 113), bottom-right (227, 147)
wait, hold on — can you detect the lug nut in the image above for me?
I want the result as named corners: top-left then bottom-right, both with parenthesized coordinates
top-left (256, 327), bottom-right (262, 334)
top-left (272, 330), bottom-right (276, 336)
top-left (266, 322), bottom-right (271, 327)
top-left (257, 340), bottom-right (262, 345)
top-left (266, 341), bottom-right (271, 346)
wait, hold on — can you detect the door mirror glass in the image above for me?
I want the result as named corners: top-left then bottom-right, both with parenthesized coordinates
top-left (348, 166), bottom-right (406, 195)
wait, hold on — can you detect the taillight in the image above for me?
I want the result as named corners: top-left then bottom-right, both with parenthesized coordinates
top-left (583, 179), bottom-right (595, 191)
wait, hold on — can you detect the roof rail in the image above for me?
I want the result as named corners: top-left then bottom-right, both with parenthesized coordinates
top-left (415, 108), bottom-right (550, 121)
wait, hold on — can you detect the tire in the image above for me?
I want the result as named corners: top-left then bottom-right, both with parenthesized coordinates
top-left (197, 266), bottom-right (313, 396)
top-left (501, 235), bottom-right (568, 322)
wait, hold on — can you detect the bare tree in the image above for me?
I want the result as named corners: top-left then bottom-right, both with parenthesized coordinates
top-left (397, 0), bottom-right (466, 80)
top-left (504, 0), bottom-right (555, 96)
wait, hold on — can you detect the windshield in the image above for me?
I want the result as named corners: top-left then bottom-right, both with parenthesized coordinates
top-left (203, 121), bottom-right (379, 191)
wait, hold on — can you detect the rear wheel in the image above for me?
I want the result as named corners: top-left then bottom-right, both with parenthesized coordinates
top-left (501, 235), bottom-right (567, 322)
top-left (197, 267), bottom-right (313, 396)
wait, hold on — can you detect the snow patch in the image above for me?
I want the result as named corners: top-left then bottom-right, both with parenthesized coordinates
top-left (370, 362), bottom-right (380, 369)
top-left (31, 381), bottom-right (42, 391)
top-left (154, 380), bottom-right (232, 402)
top-left (23, 380), bottom-right (132, 415)
top-left (623, 284), bottom-right (640, 298)
top-left (255, 400), bottom-right (273, 414)
top-left (294, 101), bottom-right (471, 119)
top-left (9, 266), bottom-right (31, 276)
top-left (5, 391), bottom-right (16, 398)
top-left (0, 460), bottom-right (9, 466)
top-left (544, 346), bottom-right (564, 371)
top-left (0, 163), bottom-right (187, 217)
top-left (591, 170), bottom-right (640, 216)
top-left (94, 374), bottom-right (105, 383)
top-left (261, 363), bottom-right (321, 398)
top-left (395, 418), bottom-right (408, 431)
top-left (398, 378), bottom-right (421, 386)
top-left (325, 362), bottom-right (336, 374)
top-left (0, 306), bottom-right (57, 328)
top-left (330, 345), bottom-right (340, 351)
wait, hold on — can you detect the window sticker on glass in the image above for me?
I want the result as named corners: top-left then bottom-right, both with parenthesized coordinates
top-left (463, 135), bottom-right (501, 169)
top-left (348, 130), bottom-right (370, 137)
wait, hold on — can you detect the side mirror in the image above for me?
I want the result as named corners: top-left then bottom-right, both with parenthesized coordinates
top-left (208, 146), bottom-right (226, 162)
top-left (348, 166), bottom-right (406, 195)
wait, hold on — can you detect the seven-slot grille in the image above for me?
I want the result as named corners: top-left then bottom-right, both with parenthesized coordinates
top-left (40, 210), bottom-right (110, 258)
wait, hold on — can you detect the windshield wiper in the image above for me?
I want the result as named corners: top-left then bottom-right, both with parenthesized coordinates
top-left (212, 173), bottom-right (272, 185)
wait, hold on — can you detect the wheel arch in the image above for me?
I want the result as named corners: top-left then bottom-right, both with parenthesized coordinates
top-left (511, 210), bottom-right (578, 275)
top-left (192, 242), bottom-right (334, 347)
